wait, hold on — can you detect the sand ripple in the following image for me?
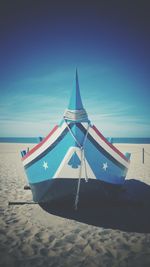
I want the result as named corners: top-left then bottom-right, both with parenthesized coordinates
top-left (0, 143), bottom-right (150, 266)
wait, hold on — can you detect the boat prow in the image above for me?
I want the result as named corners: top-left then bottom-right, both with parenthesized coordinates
top-left (21, 70), bottom-right (131, 205)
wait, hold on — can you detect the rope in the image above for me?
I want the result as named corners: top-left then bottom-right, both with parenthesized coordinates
top-left (64, 120), bottom-right (90, 209)
top-left (82, 124), bottom-right (90, 182)
top-left (74, 147), bottom-right (84, 210)
top-left (83, 150), bottom-right (88, 182)
top-left (75, 124), bottom-right (90, 210)
top-left (64, 120), bottom-right (82, 148)
top-left (63, 108), bottom-right (88, 121)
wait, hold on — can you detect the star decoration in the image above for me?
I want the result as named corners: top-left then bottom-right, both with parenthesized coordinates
top-left (43, 161), bottom-right (48, 170)
top-left (102, 162), bottom-right (108, 171)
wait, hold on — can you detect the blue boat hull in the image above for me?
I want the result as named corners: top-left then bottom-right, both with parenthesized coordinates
top-left (22, 123), bottom-right (130, 203)
top-left (21, 72), bottom-right (131, 205)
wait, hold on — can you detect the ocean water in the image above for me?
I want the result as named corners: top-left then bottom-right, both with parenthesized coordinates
top-left (0, 137), bottom-right (150, 144)
top-left (107, 137), bottom-right (150, 144)
top-left (0, 137), bottom-right (42, 144)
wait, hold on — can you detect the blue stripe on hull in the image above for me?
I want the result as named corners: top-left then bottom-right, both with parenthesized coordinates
top-left (25, 124), bottom-right (127, 185)
top-left (25, 124), bottom-right (86, 184)
top-left (78, 124), bottom-right (126, 170)
top-left (25, 126), bottom-right (77, 183)
top-left (25, 127), bottom-right (69, 169)
top-left (84, 140), bottom-right (126, 184)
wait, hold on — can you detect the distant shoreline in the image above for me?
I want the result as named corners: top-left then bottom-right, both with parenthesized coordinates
top-left (0, 137), bottom-right (150, 144)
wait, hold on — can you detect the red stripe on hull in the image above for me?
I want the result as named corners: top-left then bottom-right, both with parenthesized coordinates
top-left (22, 125), bottom-right (58, 161)
top-left (92, 125), bottom-right (129, 163)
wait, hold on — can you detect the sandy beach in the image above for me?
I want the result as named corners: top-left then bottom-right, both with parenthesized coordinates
top-left (0, 142), bottom-right (150, 267)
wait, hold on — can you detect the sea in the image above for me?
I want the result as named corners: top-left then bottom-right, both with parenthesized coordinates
top-left (0, 137), bottom-right (150, 144)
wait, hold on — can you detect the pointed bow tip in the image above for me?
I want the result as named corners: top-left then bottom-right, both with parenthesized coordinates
top-left (64, 70), bottom-right (89, 122)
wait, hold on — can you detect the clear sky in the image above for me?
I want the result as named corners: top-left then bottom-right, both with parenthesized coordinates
top-left (0, 0), bottom-right (150, 137)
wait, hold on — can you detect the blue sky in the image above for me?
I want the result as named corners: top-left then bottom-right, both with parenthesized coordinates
top-left (0, 0), bottom-right (150, 137)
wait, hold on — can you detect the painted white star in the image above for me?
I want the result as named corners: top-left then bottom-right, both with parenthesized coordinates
top-left (102, 162), bottom-right (108, 171)
top-left (43, 161), bottom-right (48, 170)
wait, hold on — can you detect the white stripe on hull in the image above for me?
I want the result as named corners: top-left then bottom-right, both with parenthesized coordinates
top-left (23, 121), bottom-right (129, 170)
top-left (81, 123), bottom-right (129, 169)
top-left (23, 122), bottom-right (67, 166)
top-left (53, 147), bottom-right (96, 179)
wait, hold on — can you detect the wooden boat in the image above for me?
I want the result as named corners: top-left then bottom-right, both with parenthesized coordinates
top-left (21, 70), bottom-right (130, 207)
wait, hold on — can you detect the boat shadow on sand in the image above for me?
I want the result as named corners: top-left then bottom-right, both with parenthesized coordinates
top-left (39, 179), bottom-right (150, 233)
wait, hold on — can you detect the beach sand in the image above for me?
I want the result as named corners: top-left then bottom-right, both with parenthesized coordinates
top-left (0, 143), bottom-right (150, 267)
